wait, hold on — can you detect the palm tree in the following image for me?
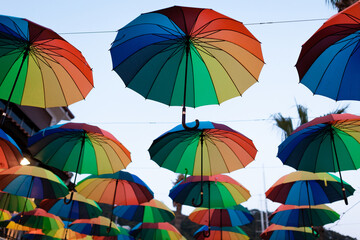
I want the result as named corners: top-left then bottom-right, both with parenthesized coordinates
top-left (326, 0), bottom-right (357, 11)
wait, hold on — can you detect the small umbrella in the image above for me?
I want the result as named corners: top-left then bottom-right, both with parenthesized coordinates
top-left (130, 222), bottom-right (183, 240)
top-left (91, 227), bottom-right (133, 240)
top-left (269, 204), bottom-right (340, 227)
top-left (189, 205), bottom-right (253, 227)
top-left (260, 224), bottom-right (316, 240)
top-left (11, 208), bottom-right (64, 231)
top-left (113, 199), bottom-right (175, 223)
top-left (296, 2), bottom-right (360, 101)
top-left (76, 171), bottom-right (154, 230)
top-left (0, 15), bottom-right (93, 119)
top-left (28, 122), bottom-right (132, 202)
top-left (0, 209), bottom-right (11, 221)
top-left (41, 227), bottom-right (91, 240)
top-left (194, 225), bottom-right (249, 240)
top-left (110, 6), bottom-right (264, 129)
top-left (0, 191), bottom-right (36, 212)
top-left (39, 192), bottom-right (102, 220)
top-left (266, 171), bottom-right (355, 205)
top-left (169, 174), bottom-right (250, 208)
top-left (0, 129), bottom-right (23, 169)
top-left (150, 121), bottom-right (256, 206)
top-left (22, 232), bottom-right (61, 240)
top-left (69, 216), bottom-right (121, 237)
top-left (277, 113), bottom-right (360, 204)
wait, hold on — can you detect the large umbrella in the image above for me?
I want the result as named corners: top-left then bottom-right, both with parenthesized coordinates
top-left (113, 199), bottom-right (175, 223)
top-left (130, 222), bottom-right (183, 240)
top-left (189, 204), bottom-right (253, 227)
top-left (260, 224), bottom-right (316, 240)
top-left (76, 170), bottom-right (154, 230)
top-left (296, 2), bottom-right (360, 101)
top-left (194, 225), bottom-right (249, 240)
top-left (0, 14), bottom-right (93, 116)
top-left (110, 6), bottom-right (264, 129)
top-left (277, 113), bottom-right (360, 204)
top-left (0, 129), bottom-right (23, 169)
top-left (28, 122), bottom-right (132, 202)
top-left (149, 121), bottom-right (256, 206)
top-left (69, 216), bottom-right (121, 237)
top-left (269, 204), bottom-right (340, 227)
top-left (266, 171), bottom-right (355, 205)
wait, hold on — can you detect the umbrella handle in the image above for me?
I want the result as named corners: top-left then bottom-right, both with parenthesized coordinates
top-left (182, 106), bottom-right (199, 130)
top-left (63, 191), bottom-right (74, 205)
top-left (342, 187), bottom-right (348, 205)
top-left (202, 227), bottom-right (211, 237)
top-left (192, 191), bottom-right (203, 207)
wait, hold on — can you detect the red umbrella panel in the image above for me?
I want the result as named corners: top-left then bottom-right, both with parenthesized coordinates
top-left (0, 129), bottom-right (23, 169)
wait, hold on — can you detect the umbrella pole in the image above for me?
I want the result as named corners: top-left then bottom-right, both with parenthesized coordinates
top-left (64, 132), bottom-right (86, 205)
top-left (192, 132), bottom-right (204, 207)
top-left (107, 178), bottom-right (119, 233)
top-left (181, 36), bottom-right (199, 130)
top-left (330, 130), bottom-right (348, 205)
top-left (0, 46), bottom-right (30, 127)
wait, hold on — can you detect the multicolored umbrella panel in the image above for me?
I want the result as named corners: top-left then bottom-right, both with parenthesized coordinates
top-left (39, 192), bottom-right (102, 220)
top-left (169, 174), bottom-right (250, 208)
top-left (277, 113), bottom-right (360, 204)
top-left (0, 14), bottom-right (93, 109)
top-left (260, 224), bottom-right (317, 240)
top-left (110, 6), bottom-right (264, 129)
top-left (0, 209), bottom-right (11, 221)
top-left (69, 216), bottom-right (121, 237)
top-left (130, 222), bottom-right (183, 240)
top-left (189, 205), bottom-right (253, 227)
top-left (0, 166), bottom-right (69, 199)
top-left (269, 204), bottom-right (340, 227)
top-left (41, 227), bottom-right (92, 240)
top-left (296, 2), bottom-right (360, 101)
top-left (0, 129), bottom-right (23, 169)
top-left (0, 191), bottom-right (36, 212)
top-left (266, 171), bottom-right (355, 205)
top-left (113, 199), bottom-right (175, 223)
top-left (194, 225), bottom-right (249, 240)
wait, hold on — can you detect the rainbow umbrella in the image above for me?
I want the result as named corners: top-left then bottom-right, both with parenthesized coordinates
top-left (266, 171), bottom-right (355, 205)
top-left (110, 6), bottom-right (264, 129)
top-left (169, 174), bottom-right (250, 208)
top-left (296, 2), bottom-right (360, 101)
top-left (39, 192), bottom-right (102, 220)
top-left (194, 225), bottom-right (249, 240)
top-left (0, 166), bottom-right (68, 199)
top-left (69, 216), bottom-right (121, 237)
top-left (113, 199), bottom-right (175, 223)
top-left (277, 113), bottom-right (360, 204)
top-left (269, 204), bottom-right (340, 227)
top-left (260, 224), bottom-right (316, 240)
top-left (0, 129), bottom-right (22, 169)
top-left (41, 227), bottom-right (91, 240)
top-left (0, 209), bottom-right (11, 221)
top-left (149, 121), bottom-right (256, 206)
top-left (0, 14), bottom-right (93, 115)
top-left (130, 222), bottom-right (183, 240)
top-left (28, 122), bottom-right (131, 203)
top-left (76, 171), bottom-right (153, 230)
top-left (11, 208), bottom-right (64, 231)
top-left (0, 191), bottom-right (36, 212)
top-left (189, 205), bottom-right (253, 227)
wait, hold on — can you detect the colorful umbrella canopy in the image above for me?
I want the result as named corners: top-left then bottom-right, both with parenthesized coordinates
top-left (113, 199), bottom-right (175, 223)
top-left (277, 113), bottom-right (360, 204)
top-left (269, 204), bottom-right (340, 227)
top-left (0, 129), bottom-right (22, 169)
top-left (260, 224), bottom-right (316, 240)
top-left (69, 216), bottom-right (121, 237)
top-left (39, 192), bottom-right (102, 220)
top-left (110, 6), bottom-right (264, 129)
top-left (91, 227), bottom-right (133, 240)
top-left (41, 227), bottom-right (90, 240)
top-left (296, 2), bottom-right (360, 101)
top-left (0, 14), bottom-right (93, 109)
top-left (11, 208), bottom-right (64, 231)
top-left (266, 171), bottom-right (355, 205)
top-left (0, 209), bottom-right (11, 221)
top-left (189, 205), bottom-right (253, 227)
top-left (0, 191), bottom-right (36, 212)
top-left (0, 166), bottom-right (68, 199)
top-left (194, 225), bottom-right (249, 240)
top-left (169, 174), bottom-right (250, 208)
top-left (22, 233), bottom-right (61, 240)
top-left (130, 222), bottom-right (183, 240)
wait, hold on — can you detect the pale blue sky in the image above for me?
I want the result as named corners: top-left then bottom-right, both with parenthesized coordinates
top-left (4, 0), bottom-right (360, 238)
